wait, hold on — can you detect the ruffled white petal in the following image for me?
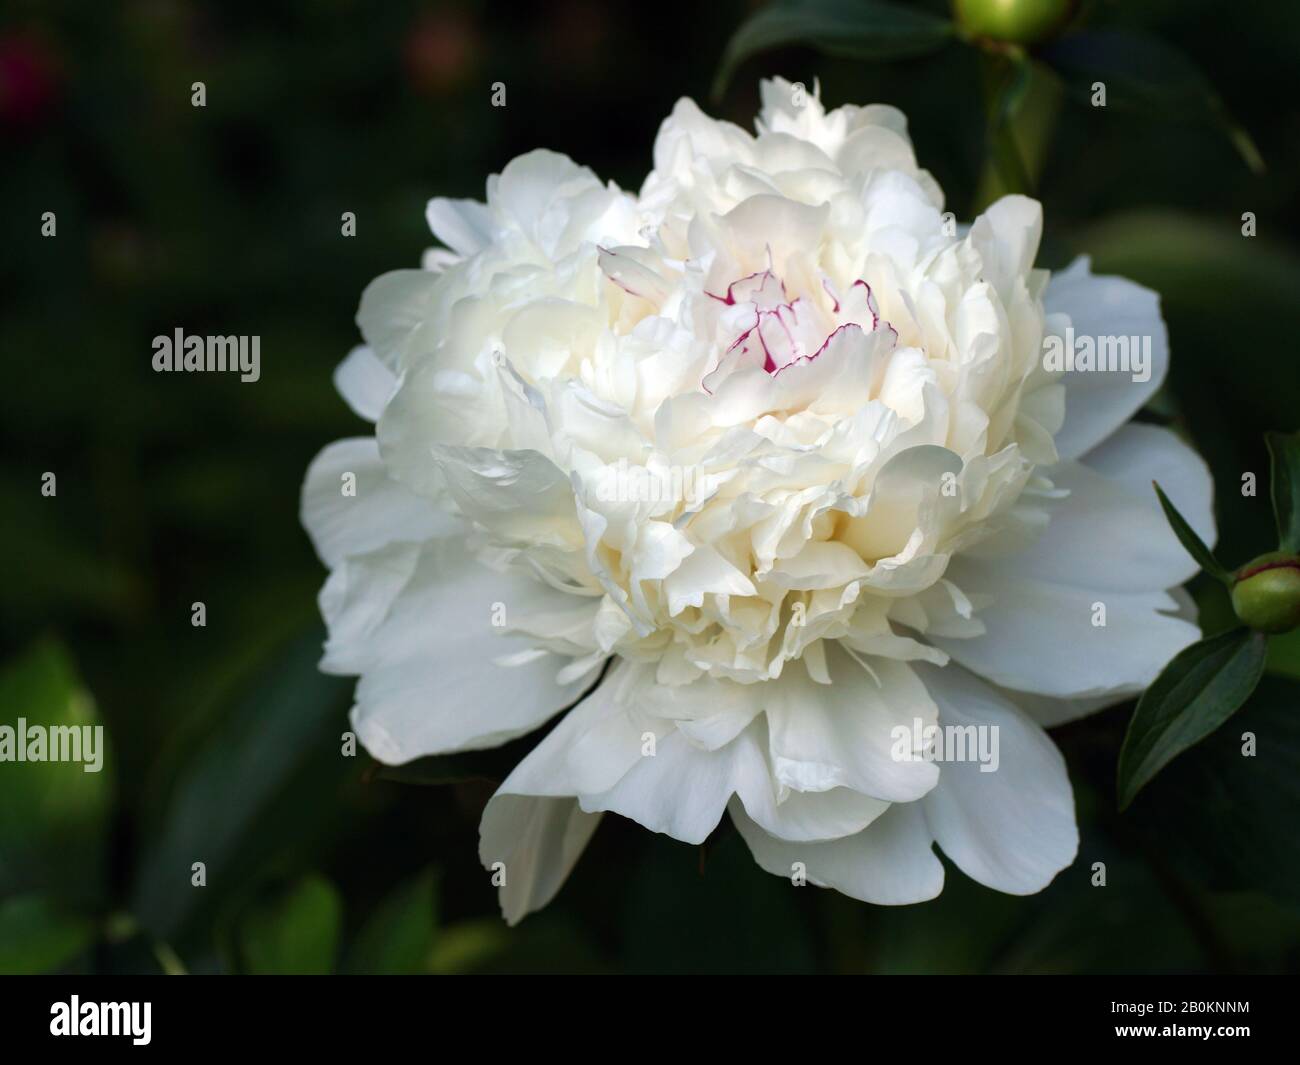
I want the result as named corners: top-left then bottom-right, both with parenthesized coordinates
top-left (342, 539), bottom-right (597, 761)
top-left (300, 438), bottom-right (452, 568)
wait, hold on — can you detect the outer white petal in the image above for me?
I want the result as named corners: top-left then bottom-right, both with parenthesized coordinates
top-left (355, 269), bottom-right (441, 372)
top-left (934, 556), bottom-right (1200, 699)
top-left (1046, 257), bottom-right (1169, 460)
top-left (301, 438), bottom-right (452, 568)
top-left (478, 795), bottom-right (601, 926)
top-left (425, 196), bottom-right (495, 257)
top-left (1081, 422), bottom-right (1215, 549)
top-left (487, 661), bottom-right (661, 798)
top-left (917, 663), bottom-right (1078, 894)
top-left (992, 425), bottom-right (1214, 592)
top-left (332, 345), bottom-right (396, 423)
top-left (1004, 689), bottom-right (1113, 729)
top-left (578, 727), bottom-right (751, 845)
top-left (731, 799), bottom-right (944, 905)
top-left (570, 711), bottom-right (888, 847)
top-left (344, 539), bottom-right (595, 762)
top-left (765, 644), bottom-right (940, 802)
top-left (733, 720), bottom-right (888, 843)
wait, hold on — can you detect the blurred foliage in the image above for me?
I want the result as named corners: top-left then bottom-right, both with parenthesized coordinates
top-left (1, 0), bottom-right (1298, 974)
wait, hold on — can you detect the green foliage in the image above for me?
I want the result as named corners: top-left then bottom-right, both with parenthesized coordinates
top-left (0, 895), bottom-right (96, 975)
top-left (1117, 629), bottom-right (1268, 810)
top-left (714, 0), bottom-right (954, 99)
top-left (346, 869), bottom-right (438, 975)
top-left (0, 641), bottom-right (111, 909)
top-left (237, 875), bottom-right (343, 975)
top-left (130, 632), bottom-right (357, 944)
top-left (1153, 482), bottom-right (1231, 585)
top-left (1040, 30), bottom-right (1262, 172)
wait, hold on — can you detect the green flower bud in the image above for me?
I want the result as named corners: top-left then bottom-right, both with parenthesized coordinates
top-left (953, 0), bottom-right (1075, 46)
top-left (1231, 552), bottom-right (1300, 634)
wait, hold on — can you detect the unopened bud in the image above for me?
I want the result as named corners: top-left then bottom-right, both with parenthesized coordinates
top-left (1231, 552), bottom-right (1300, 634)
top-left (953, 0), bottom-right (1075, 46)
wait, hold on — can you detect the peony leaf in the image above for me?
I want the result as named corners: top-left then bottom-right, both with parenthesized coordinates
top-left (712, 0), bottom-right (955, 100)
top-left (1267, 431), bottom-right (1300, 553)
top-left (131, 630), bottom-right (357, 942)
top-left (1153, 481), bottom-right (1231, 585)
top-left (1040, 30), bottom-right (1263, 173)
top-left (1128, 674), bottom-right (1300, 907)
top-left (1118, 627), bottom-right (1268, 810)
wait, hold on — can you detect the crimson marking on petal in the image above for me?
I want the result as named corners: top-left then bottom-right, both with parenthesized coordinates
top-left (705, 267), bottom-right (779, 307)
top-left (597, 245), bottom-right (650, 301)
top-left (768, 322), bottom-right (874, 380)
top-left (822, 278), bottom-right (840, 314)
top-left (849, 279), bottom-right (881, 331)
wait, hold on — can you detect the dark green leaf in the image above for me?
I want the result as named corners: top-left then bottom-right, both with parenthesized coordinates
top-left (130, 630), bottom-right (358, 942)
top-left (1041, 31), bottom-right (1263, 173)
top-left (1118, 628), bottom-right (1268, 809)
top-left (1130, 675), bottom-right (1300, 907)
top-left (347, 869), bottom-right (438, 974)
top-left (0, 895), bottom-right (96, 975)
top-left (713, 0), bottom-right (954, 100)
top-left (237, 874), bottom-right (342, 975)
top-left (1153, 481), bottom-right (1231, 584)
top-left (1267, 431), bottom-right (1300, 553)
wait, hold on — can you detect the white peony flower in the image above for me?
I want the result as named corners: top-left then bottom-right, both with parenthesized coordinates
top-left (302, 79), bottom-right (1215, 923)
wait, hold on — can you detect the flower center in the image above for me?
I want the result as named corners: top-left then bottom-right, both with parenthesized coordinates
top-left (701, 270), bottom-right (884, 392)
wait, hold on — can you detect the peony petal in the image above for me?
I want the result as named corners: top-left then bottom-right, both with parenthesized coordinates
top-left (345, 539), bottom-right (596, 761)
top-left (765, 644), bottom-right (940, 802)
top-left (478, 794), bottom-right (601, 926)
top-left (917, 663), bottom-right (1078, 894)
top-left (731, 799), bottom-right (944, 905)
top-left (934, 556), bottom-right (1201, 699)
top-left (1081, 422), bottom-right (1214, 549)
top-left (425, 196), bottom-right (495, 257)
top-left (578, 726), bottom-right (752, 845)
top-left (355, 269), bottom-right (441, 372)
top-left (432, 444), bottom-right (583, 550)
top-left (301, 438), bottom-right (452, 568)
top-left (333, 346), bottom-right (396, 423)
top-left (988, 425), bottom-right (1214, 592)
top-left (1046, 257), bottom-right (1169, 460)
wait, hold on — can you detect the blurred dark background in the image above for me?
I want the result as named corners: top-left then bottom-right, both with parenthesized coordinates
top-left (2, 0), bottom-right (1298, 974)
